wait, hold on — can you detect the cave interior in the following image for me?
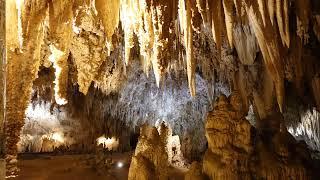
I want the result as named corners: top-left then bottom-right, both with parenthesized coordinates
top-left (1, 0), bottom-right (320, 179)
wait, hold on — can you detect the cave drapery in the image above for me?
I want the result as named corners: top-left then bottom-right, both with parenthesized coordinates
top-left (4, 0), bottom-right (320, 176)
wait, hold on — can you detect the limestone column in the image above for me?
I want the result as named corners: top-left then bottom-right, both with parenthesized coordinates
top-left (0, 0), bottom-right (6, 178)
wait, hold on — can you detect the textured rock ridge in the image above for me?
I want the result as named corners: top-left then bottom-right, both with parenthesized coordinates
top-left (128, 124), bottom-right (169, 180)
top-left (128, 122), bottom-right (188, 180)
top-left (201, 93), bottom-right (314, 180)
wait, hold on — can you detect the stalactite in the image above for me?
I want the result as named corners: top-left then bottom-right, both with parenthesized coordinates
top-left (181, 0), bottom-right (196, 96)
top-left (70, 6), bottom-right (107, 95)
top-left (49, 45), bottom-right (68, 105)
top-left (95, 0), bottom-right (120, 53)
top-left (296, 0), bottom-right (311, 44)
top-left (267, 0), bottom-right (275, 25)
top-left (287, 108), bottom-right (320, 151)
top-left (120, 0), bottom-right (135, 65)
top-left (196, 0), bottom-right (207, 24)
top-left (233, 23), bottom-right (258, 65)
top-left (258, 0), bottom-right (266, 26)
top-left (6, 0), bottom-right (19, 49)
top-left (276, 0), bottom-right (290, 48)
top-left (246, 1), bottom-right (285, 113)
top-left (209, 0), bottom-right (223, 55)
top-left (48, 0), bottom-right (73, 102)
top-left (222, 0), bottom-right (234, 48)
top-left (233, 0), bottom-right (242, 16)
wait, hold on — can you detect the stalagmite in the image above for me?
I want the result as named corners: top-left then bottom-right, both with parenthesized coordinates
top-left (203, 93), bottom-right (310, 179)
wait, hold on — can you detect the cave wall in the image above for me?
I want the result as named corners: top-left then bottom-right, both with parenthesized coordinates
top-left (66, 61), bottom-right (229, 159)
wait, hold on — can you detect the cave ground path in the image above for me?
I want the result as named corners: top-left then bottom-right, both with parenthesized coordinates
top-left (7, 152), bottom-right (185, 180)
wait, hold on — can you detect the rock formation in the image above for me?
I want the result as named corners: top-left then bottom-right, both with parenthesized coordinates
top-left (2, 0), bottom-right (320, 177)
top-left (128, 122), bottom-right (187, 180)
top-left (128, 124), bottom-right (169, 180)
top-left (201, 93), bottom-right (314, 179)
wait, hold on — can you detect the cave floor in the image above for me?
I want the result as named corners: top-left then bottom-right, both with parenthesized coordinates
top-left (8, 152), bottom-right (186, 180)
top-left (12, 152), bottom-right (132, 180)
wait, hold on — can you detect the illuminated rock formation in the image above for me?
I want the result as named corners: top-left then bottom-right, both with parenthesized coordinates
top-left (0, 0), bottom-right (4, 156)
top-left (128, 125), bottom-right (169, 180)
top-left (3, 0), bottom-right (320, 177)
top-left (129, 122), bottom-right (188, 180)
top-left (5, 0), bottom-right (47, 174)
top-left (202, 93), bottom-right (313, 179)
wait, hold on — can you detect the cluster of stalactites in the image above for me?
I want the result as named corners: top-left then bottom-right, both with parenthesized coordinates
top-left (11, 0), bottom-right (316, 106)
top-left (116, 0), bottom-right (315, 107)
top-left (119, 0), bottom-right (176, 89)
top-left (192, 0), bottom-right (314, 112)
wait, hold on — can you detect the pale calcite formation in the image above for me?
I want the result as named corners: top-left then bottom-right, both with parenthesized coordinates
top-left (129, 122), bottom-right (187, 180)
top-left (5, 0), bottom-right (47, 174)
top-left (233, 24), bottom-right (258, 65)
top-left (201, 93), bottom-right (311, 180)
top-left (0, 0), bottom-right (4, 155)
top-left (128, 125), bottom-right (169, 180)
top-left (70, 7), bottom-right (107, 95)
top-left (95, 0), bottom-right (120, 53)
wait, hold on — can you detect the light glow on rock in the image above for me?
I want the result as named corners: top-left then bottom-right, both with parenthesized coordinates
top-left (15, 0), bottom-right (24, 49)
top-left (51, 132), bottom-right (64, 143)
top-left (49, 45), bottom-right (68, 105)
top-left (96, 136), bottom-right (119, 150)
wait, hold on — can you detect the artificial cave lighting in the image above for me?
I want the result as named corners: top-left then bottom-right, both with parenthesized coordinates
top-left (96, 136), bottom-right (119, 151)
top-left (2, 0), bottom-right (320, 179)
top-left (51, 132), bottom-right (64, 143)
top-left (49, 44), bottom-right (68, 105)
top-left (117, 162), bottom-right (124, 168)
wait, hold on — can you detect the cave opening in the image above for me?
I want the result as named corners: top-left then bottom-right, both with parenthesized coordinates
top-left (1, 0), bottom-right (320, 179)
